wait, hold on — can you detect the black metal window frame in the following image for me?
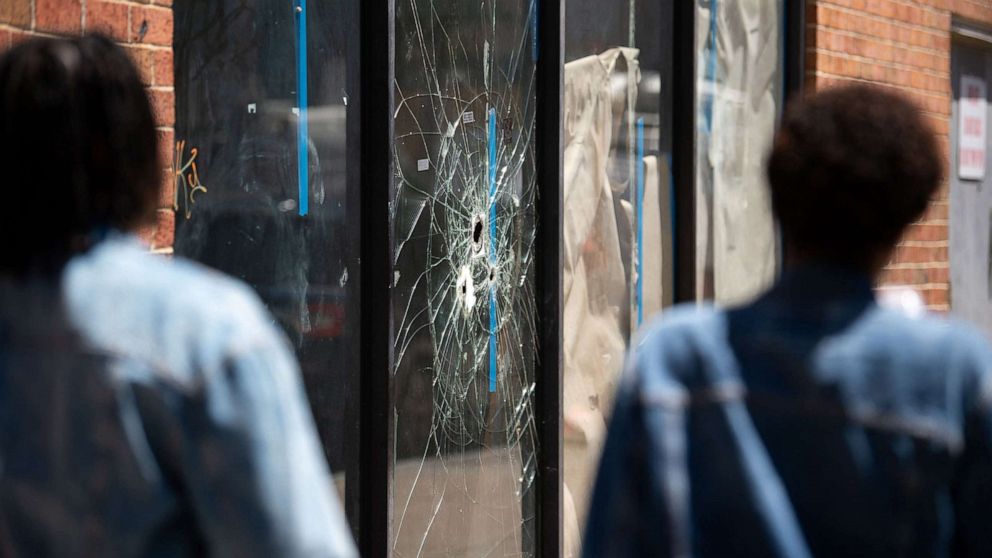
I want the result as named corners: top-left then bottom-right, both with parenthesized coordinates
top-left (349, 2), bottom-right (805, 556)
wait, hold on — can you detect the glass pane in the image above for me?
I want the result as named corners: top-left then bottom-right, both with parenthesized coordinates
top-left (695, 0), bottom-right (784, 303)
top-left (391, 1), bottom-right (539, 556)
top-left (562, 1), bottom-right (674, 554)
top-left (172, 0), bottom-right (355, 495)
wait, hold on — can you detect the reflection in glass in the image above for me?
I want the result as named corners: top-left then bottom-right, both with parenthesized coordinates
top-left (562, 2), bottom-right (674, 555)
top-left (695, 0), bottom-right (784, 303)
top-left (172, 0), bottom-right (355, 491)
top-left (391, 1), bottom-right (539, 556)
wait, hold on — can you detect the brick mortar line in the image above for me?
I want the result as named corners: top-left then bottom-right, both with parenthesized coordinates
top-left (886, 264), bottom-right (951, 269)
top-left (898, 240), bottom-right (950, 247)
top-left (827, 0), bottom-right (952, 17)
top-left (877, 283), bottom-right (950, 290)
top-left (951, 0), bottom-right (992, 18)
top-left (807, 76), bottom-right (953, 119)
top-left (811, 28), bottom-right (949, 57)
top-left (806, 50), bottom-right (949, 76)
top-left (125, 44), bottom-right (172, 52)
top-left (0, 27), bottom-right (63, 39)
top-left (810, 71), bottom-right (953, 102)
top-left (95, 0), bottom-right (172, 11)
top-left (814, 3), bottom-right (954, 38)
top-left (886, 262), bottom-right (951, 270)
top-left (812, 47), bottom-right (952, 84)
top-left (807, 24), bottom-right (952, 60)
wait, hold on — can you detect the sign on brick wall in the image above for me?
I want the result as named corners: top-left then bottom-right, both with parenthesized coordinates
top-left (959, 74), bottom-right (987, 181)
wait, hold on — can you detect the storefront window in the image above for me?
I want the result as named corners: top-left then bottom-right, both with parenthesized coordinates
top-left (562, 1), bottom-right (674, 554)
top-left (170, 1), bottom-right (793, 553)
top-left (172, 0), bottom-right (356, 491)
top-left (390, 1), bottom-right (539, 556)
top-left (695, 0), bottom-right (784, 303)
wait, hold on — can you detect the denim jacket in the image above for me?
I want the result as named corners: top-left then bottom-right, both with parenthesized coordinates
top-left (0, 235), bottom-right (357, 557)
top-left (584, 266), bottom-right (992, 558)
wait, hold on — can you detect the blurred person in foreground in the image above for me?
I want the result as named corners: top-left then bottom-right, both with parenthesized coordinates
top-left (0, 35), bottom-right (356, 557)
top-left (584, 84), bottom-right (992, 557)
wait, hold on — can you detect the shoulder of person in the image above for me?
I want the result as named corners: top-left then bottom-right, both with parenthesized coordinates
top-left (865, 306), bottom-right (991, 365)
top-left (64, 235), bottom-right (287, 378)
top-left (621, 304), bottom-right (725, 406)
top-left (863, 307), bottom-right (992, 409)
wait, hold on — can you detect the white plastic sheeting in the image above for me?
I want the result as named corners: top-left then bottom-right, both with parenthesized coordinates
top-left (695, 0), bottom-right (783, 303)
top-left (561, 47), bottom-right (645, 556)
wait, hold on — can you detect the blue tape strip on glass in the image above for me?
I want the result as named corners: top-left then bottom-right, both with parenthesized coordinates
top-left (636, 117), bottom-right (645, 326)
top-left (530, 0), bottom-right (538, 62)
top-left (489, 107), bottom-right (498, 393)
top-left (296, 0), bottom-right (309, 217)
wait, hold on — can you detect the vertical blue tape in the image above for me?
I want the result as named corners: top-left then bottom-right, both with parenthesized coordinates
top-left (636, 118), bottom-right (645, 326)
top-left (296, 0), bottom-right (309, 217)
top-left (488, 108), bottom-right (498, 393)
top-left (530, 0), bottom-right (538, 62)
top-left (703, 0), bottom-right (718, 133)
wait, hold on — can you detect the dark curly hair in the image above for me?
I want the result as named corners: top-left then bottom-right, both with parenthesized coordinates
top-left (766, 84), bottom-right (943, 270)
top-left (0, 34), bottom-right (159, 275)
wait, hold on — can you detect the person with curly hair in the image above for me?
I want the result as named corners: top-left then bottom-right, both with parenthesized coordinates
top-left (584, 84), bottom-right (992, 557)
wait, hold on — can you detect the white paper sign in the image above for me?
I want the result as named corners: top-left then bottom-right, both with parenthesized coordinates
top-left (417, 158), bottom-right (430, 172)
top-left (959, 75), bottom-right (987, 181)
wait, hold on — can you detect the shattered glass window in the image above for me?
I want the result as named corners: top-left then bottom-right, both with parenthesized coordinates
top-left (172, 0), bottom-right (356, 494)
top-left (695, 0), bottom-right (784, 303)
top-left (390, 1), bottom-right (539, 556)
top-left (562, 1), bottom-right (674, 555)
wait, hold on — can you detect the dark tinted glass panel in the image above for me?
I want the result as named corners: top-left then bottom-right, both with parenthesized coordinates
top-left (173, 0), bottom-right (355, 493)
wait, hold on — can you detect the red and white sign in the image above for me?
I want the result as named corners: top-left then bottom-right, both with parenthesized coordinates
top-left (959, 74), bottom-right (987, 181)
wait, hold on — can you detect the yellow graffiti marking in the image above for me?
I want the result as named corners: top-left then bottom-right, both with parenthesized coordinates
top-left (173, 140), bottom-right (208, 219)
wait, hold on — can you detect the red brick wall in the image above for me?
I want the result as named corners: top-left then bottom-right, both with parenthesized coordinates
top-left (0, 0), bottom-right (175, 253)
top-left (807, 0), bottom-right (992, 311)
top-left (3, 0), bottom-right (991, 303)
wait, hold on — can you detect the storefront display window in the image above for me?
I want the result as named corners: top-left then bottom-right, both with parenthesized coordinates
top-left (561, 1), bottom-right (674, 554)
top-left (169, 1), bottom-right (798, 554)
top-left (695, 0), bottom-right (784, 303)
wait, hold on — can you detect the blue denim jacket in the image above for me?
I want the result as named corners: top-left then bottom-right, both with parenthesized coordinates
top-left (584, 266), bottom-right (992, 558)
top-left (0, 235), bottom-right (357, 557)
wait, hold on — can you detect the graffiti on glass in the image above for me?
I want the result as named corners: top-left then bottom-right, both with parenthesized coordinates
top-left (172, 140), bottom-right (208, 219)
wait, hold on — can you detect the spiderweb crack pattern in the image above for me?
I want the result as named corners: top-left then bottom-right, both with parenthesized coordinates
top-left (390, 1), bottom-right (539, 556)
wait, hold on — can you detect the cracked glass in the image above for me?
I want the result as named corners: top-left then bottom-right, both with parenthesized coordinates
top-left (562, 1), bottom-right (674, 555)
top-left (172, 0), bottom-right (356, 496)
top-left (695, 0), bottom-right (784, 303)
top-left (390, 1), bottom-right (539, 556)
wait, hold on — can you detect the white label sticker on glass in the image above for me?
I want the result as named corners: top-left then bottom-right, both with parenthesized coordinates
top-left (417, 158), bottom-right (430, 172)
top-left (463, 111), bottom-right (475, 124)
top-left (959, 75), bottom-right (987, 181)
